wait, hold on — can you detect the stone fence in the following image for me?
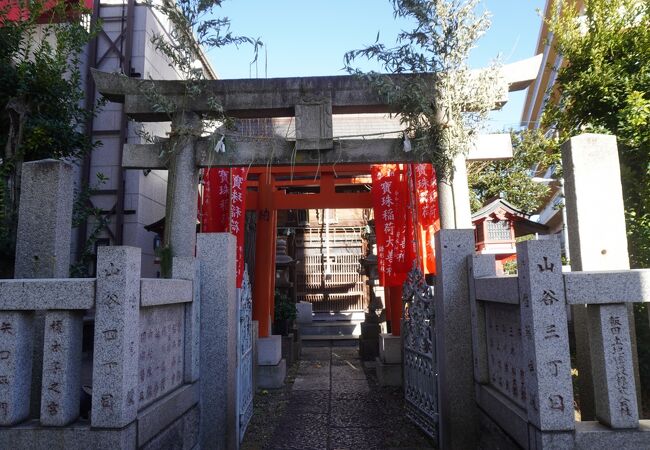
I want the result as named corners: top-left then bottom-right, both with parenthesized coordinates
top-left (468, 239), bottom-right (650, 449)
top-left (0, 159), bottom-right (240, 449)
top-left (0, 246), bottom-right (201, 448)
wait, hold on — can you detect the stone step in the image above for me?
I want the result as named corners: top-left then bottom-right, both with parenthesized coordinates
top-left (298, 321), bottom-right (362, 336)
top-left (301, 335), bottom-right (359, 347)
top-left (311, 311), bottom-right (365, 322)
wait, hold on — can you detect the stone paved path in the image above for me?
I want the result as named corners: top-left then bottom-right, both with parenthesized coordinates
top-left (242, 345), bottom-right (435, 450)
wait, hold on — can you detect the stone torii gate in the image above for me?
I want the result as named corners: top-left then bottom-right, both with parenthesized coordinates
top-left (91, 54), bottom-right (540, 258)
top-left (91, 56), bottom-right (541, 448)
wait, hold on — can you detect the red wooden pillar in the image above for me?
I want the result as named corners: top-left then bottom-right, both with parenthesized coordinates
top-left (389, 285), bottom-right (402, 336)
top-left (384, 285), bottom-right (392, 327)
top-left (252, 172), bottom-right (274, 337)
top-left (269, 208), bottom-right (277, 328)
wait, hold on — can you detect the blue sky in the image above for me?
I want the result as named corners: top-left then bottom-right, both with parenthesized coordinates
top-left (208, 0), bottom-right (546, 131)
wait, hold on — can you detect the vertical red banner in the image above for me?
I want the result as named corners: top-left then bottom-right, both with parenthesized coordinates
top-left (413, 164), bottom-right (440, 275)
top-left (230, 168), bottom-right (247, 288)
top-left (200, 167), bottom-right (248, 288)
top-left (201, 168), bottom-right (230, 232)
top-left (371, 164), bottom-right (410, 287)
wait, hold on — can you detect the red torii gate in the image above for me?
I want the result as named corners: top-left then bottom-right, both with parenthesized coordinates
top-left (243, 164), bottom-right (373, 338)
top-left (207, 163), bottom-right (429, 339)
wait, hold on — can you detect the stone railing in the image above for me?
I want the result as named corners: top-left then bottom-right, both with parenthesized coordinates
top-left (0, 247), bottom-right (201, 448)
top-left (0, 159), bottom-right (241, 449)
top-left (468, 239), bottom-right (650, 449)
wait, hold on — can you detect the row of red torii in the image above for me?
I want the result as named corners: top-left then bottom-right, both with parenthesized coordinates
top-left (199, 162), bottom-right (437, 338)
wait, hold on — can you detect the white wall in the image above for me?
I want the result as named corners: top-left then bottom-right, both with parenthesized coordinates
top-left (81, 2), bottom-right (215, 277)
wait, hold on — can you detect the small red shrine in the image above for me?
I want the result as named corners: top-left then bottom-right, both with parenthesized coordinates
top-left (471, 198), bottom-right (549, 272)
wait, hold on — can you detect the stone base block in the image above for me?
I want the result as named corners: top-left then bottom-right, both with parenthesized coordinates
top-left (294, 340), bottom-right (301, 361)
top-left (293, 329), bottom-right (302, 360)
top-left (376, 357), bottom-right (402, 386)
top-left (282, 334), bottom-right (299, 366)
top-left (379, 333), bottom-right (402, 364)
top-left (0, 420), bottom-right (137, 449)
top-left (258, 335), bottom-right (282, 366)
top-left (359, 338), bottom-right (379, 361)
top-left (361, 322), bottom-right (381, 339)
top-left (141, 405), bottom-right (199, 450)
top-left (258, 359), bottom-right (287, 389)
top-left (296, 302), bottom-right (313, 323)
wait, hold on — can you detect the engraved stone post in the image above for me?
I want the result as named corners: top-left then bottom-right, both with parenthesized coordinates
top-left (165, 111), bottom-right (200, 257)
top-left (9, 160), bottom-right (74, 423)
top-left (0, 314), bottom-right (33, 425)
top-left (40, 311), bottom-right (82, 425)
top-left (91, 246), bottom-right (141, 428)
top-left (172, 257), bottom-right (201, 383)
top-left (434, 229), bottom-right (478, 449)
top-left (563, 133), bottom-right (641, 419)
top-left (467, 254), bottom-right (496, 384)
top-left (197, 233), bottom-right (238, 449)
top-left (517, 240), bottom-right (574, 431)
top-left (588, 304), bottom-right (638, 428)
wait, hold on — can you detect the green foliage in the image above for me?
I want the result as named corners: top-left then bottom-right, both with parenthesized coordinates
top-left (343, 0), bottom-right (502, 176)
top-left (634, 303), bottom-right (650, 412)
top-left (0, 0), bottom-right (100, 275)
top-left (545, 0), bottom-right (650, 267)
top-left (143, 0), bottom-right (262, 154)
top-left (502, 259), bottom-right (518, 275)
top-left (149, 0), bottom-right (261, 80)
top-left (468, 129), bottom-right (561, 213)
top-left (274, 290), bottom-right (296, 322)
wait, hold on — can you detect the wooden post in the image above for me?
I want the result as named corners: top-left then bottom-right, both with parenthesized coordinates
top-left (253, 173), bottom-right (274, 338)
top-left (389, 286), bottom-right (402, 336)
top-left (270, 209), bottom-right (277, 328)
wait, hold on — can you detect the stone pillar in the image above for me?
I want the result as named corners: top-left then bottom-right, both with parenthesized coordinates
top-left (434, 229), bottom-right (477, 449)
top-left (91, 247), bottom-right (141, 428)
top-left (15, 159), bottom-right (73, 278)
top-left (197, 233), bottom-right (238, 449)
top-left (164, 111), bottom-right (200, 258)
top-left (40, 310), bottom-right (83, 425)
top-left (0, 312), bottom-right (33, 425)
top-left (252, 172), bottom-right (274, 337)
top-left (467, 254), bottom-right (496, 384)
top-left (562, 133), bottom-right (641, 419)
top-left (588, 304), bottom-right (639, 428)
top-left (10, 159), bottom-right (74, 422)
top-left (437, 153), bottom-right (473, 230)
top-left (91, 246), bottom-right (141, 428)
top-left (517, 240), bottom-right (574, 431)
top-left (172, 257), bottom-right (201, 383)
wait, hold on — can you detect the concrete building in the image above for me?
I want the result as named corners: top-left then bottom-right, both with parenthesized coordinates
top-left (75, 0), bottom-right (216, 277)
top-left (520, 0), bottom-right (585, 258)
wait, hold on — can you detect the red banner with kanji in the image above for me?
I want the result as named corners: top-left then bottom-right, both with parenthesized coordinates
top-left (371, 164), bottom-right (413, 287)
top-left (200, 167), bottom-right (248, 288)
top-left (371, 164), bottom-right (439, 286)
top-left (413, 164), bottom-right (440, 274)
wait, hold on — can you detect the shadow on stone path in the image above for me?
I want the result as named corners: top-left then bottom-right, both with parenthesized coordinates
top-left (242, 345), bottom-right (436, 450)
